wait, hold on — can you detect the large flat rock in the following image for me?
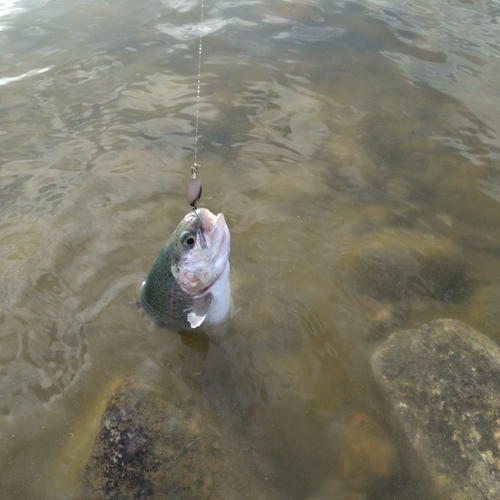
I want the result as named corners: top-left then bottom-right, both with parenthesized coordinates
top-left (371, 319), bottom-right (500, 500)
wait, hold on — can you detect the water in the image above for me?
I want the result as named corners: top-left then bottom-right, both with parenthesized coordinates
top-left (0, 0), bottom-right (499, 497)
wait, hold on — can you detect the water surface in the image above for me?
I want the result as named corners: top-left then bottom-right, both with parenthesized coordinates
top-left (1, 0), bottom-right (500, 498)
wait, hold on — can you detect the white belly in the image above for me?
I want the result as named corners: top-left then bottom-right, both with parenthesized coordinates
top-left (204, 262), bottom-right (231, 329)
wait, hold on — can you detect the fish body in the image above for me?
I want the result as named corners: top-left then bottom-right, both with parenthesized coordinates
top-left (140, 208), bottom-right (230, 332)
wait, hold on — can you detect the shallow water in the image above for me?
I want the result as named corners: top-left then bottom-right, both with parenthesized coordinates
top-left (1, 0), bottom-right (500, 498)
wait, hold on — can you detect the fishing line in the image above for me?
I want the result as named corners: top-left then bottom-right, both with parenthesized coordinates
top-left (188, 0), bottom-right (205, 210)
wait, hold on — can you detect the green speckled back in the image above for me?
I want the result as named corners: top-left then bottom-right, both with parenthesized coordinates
top-left (140, 215), bottom-right (196, 330)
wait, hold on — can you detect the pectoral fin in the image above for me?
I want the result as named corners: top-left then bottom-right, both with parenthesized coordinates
top-left (185, 295), bottom-right (212, 328)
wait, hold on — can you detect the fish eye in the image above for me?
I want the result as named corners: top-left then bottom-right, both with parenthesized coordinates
top-left (181, 231), bottom-right (196, 248)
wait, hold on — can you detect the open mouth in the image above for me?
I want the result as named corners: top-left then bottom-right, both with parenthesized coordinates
top-left (199, 211), bottom-right (227, 251)
top-left (202, 211), bottom-right (225, 234)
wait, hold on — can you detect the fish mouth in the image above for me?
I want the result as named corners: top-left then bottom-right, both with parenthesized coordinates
top-left (201, 210), bottom-right (225, 234)
top-left (198, 209), bottom-right (230, 286)
top-left (198, 210), bottom-right (228, 251)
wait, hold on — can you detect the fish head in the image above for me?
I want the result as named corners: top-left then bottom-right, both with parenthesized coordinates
top-left (171, 208), bottom-right (230, 297)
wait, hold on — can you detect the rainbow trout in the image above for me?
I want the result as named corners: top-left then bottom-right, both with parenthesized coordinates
top-left (140, 208), bottom-right (230, 332)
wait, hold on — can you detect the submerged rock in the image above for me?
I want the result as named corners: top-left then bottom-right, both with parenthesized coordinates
top-left (433, 178), bottom-right (500, 229)
top-left (323, 135), bottom-right (387, 201)
top-left (339, 414), bottom-right (401, 492)
top-left (371, 319), bottom-right (500, 500)
top-left (366, 304), bottom-right (399, 339)
top-left (308, 479), bottom-right (368, 500)
top-left (80, 379), bottom-right (278, 500)
top-left (342, 229), bottom-right (468, 302)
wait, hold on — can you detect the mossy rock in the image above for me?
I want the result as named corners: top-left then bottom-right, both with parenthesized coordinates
top-left (80, 379), bottom-right (277, 499)
top-left (371, 319), bottom-right (500, 500)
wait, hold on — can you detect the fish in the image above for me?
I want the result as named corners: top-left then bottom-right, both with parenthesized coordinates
top-left (140, 207), bottom-right (231, 333)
